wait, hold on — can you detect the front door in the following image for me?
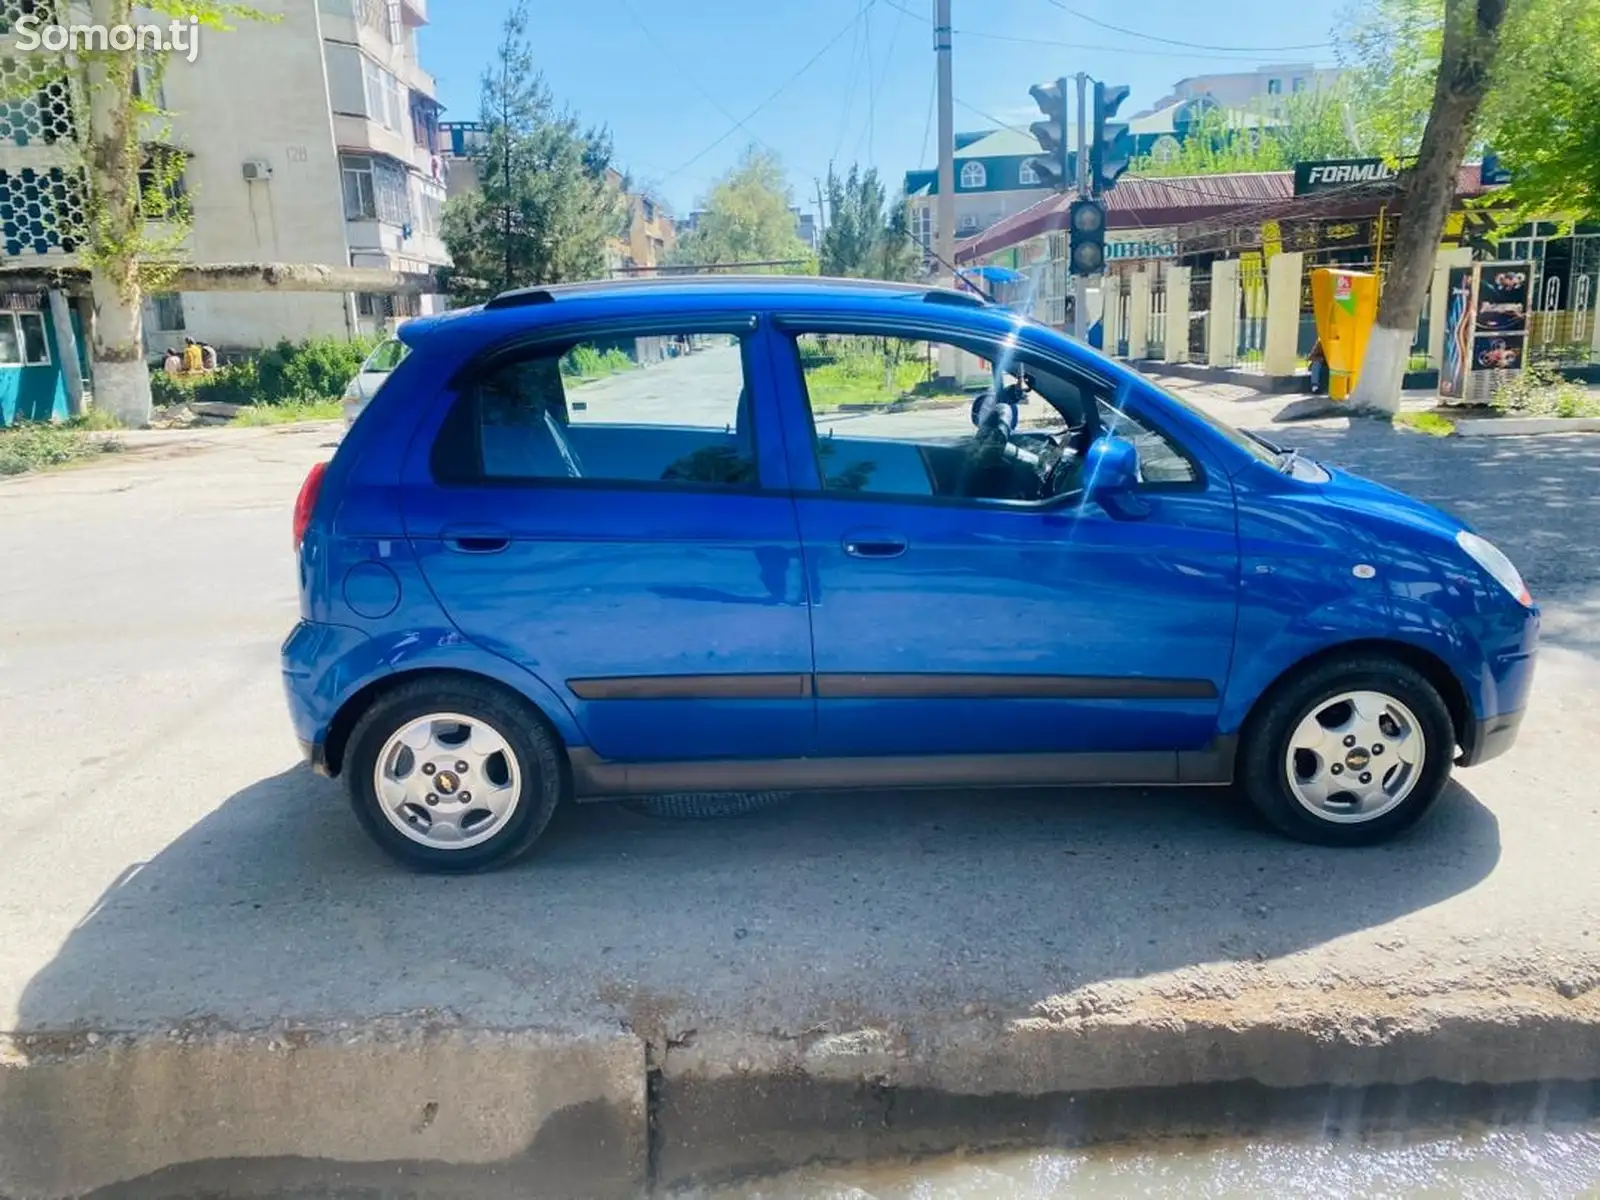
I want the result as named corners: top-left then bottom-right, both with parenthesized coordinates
top-left (776, 325), bottom-right (1239, 762)
top-left (403, 319), bottom-right (814, 763)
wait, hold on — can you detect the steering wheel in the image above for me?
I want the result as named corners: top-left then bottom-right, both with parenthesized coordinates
top-left (1042, 424), bottom-right (1091, 497)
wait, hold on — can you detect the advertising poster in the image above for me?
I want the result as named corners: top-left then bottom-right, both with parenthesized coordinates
top-left (1470, 262), bottom-right (1531, 375)
top-left (1438, 266), bottom-right (1475, 400)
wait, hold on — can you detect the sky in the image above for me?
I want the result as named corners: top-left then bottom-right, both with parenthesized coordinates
top-left (418, 0), bottom-right (1343, 219)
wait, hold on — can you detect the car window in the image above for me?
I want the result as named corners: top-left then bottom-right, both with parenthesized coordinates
top-left (363, 338), bottom-right (407, 374)
top-left (433, 331), bottom-right (757, 489)
top-left (793, 331), bottom-right (1101, 505)
top-left (1094, 399), bottom-right (1199, 485)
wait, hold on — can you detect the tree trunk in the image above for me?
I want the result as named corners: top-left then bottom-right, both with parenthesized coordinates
top-left (84, 0), bottom-right (151, 426)
top-left (1350, 0), bottom-right (1510, 415)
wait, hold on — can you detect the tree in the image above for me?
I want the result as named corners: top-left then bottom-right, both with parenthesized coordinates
top-left (818, 164), bottom-right (919, 281)
top-left (1338, 0), bottom-right (1447, 156)
top-left (17, 0), bottom-right (266, 424)
top-left (673, 146), bottom-right (814, 273)
top-left (1350, 0), bottom-right (1512, 414)
top-left (439, 0), bottom-right (624, 303)
top-left (1475, 0), bottom-right (1600, 216)
top-left (1129, 92), bottom-right (1360, 178)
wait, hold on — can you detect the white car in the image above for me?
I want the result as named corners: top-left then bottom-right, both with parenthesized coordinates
top-left (342, 338), bottom-right (408, 427)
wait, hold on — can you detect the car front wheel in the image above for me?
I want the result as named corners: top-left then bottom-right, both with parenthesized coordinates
top-left (1240, 656), bottom-right (1457, 846)
top-left (345, 679), bottom-right (565, 872)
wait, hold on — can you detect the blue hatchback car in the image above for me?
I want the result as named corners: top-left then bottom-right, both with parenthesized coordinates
top-left (283, 277), bottom-right (1538, 871)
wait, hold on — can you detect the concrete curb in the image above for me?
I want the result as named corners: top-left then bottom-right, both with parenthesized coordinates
top-left (0, 1025), bottom-right (645, 1199)
top-left (1452, 415), bottom-right (1600, 436)
top-left (6, 989), bottom-right (1600, 1195)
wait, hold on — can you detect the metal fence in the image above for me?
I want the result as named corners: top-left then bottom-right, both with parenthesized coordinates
top-left (1147, 275), bottom-right (1167, 360)
top-left (1502, 233), bottom-right (1600, 368)
top-left (1187, 270), bottom-right (1211, 365)
top-left (1235, 256), bottom-right (1268, 373)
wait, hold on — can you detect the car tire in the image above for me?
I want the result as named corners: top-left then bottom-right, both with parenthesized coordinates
top-left (345, 678), bottom-right (566, 872)
top-left (1239, 655), bottom-right (1457, 847)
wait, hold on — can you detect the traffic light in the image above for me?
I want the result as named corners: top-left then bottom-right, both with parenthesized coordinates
top-left (1025, 78), bottom-right (1071, 192)
top-left (1068, 198), bottom-right (1106, 276)
top-left (1090, 81), bottom-right (1133, 196)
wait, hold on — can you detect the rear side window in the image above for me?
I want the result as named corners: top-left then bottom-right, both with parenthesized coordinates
top-left (433, 331), bottom-right (758, 489)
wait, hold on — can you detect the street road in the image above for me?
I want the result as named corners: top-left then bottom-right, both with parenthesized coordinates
top-left (1, 401), bottom-right (1597, 1046)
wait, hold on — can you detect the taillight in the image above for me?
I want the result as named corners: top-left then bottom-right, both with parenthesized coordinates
top-left (293, 461), bottom-right (329, 550)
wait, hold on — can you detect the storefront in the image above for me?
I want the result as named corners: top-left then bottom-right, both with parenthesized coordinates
top-left (0, 291), bottom-right (83, 426)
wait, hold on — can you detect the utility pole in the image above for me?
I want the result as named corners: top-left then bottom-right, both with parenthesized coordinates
top-left (934, 0), bottom-right (954, 288)
top-left (1073, 71), bottom-right (1089, 342)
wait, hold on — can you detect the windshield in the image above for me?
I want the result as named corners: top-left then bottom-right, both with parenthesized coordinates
top-left (1141, 374), bottom-right (1282, 466)
top-left (363, 338), bottom-right (408, 374)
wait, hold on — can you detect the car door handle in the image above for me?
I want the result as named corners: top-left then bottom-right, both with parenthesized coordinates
top-left (443, 525), bottom-right (510, 554)
top-left (842, 532), bottom-right (908, 559)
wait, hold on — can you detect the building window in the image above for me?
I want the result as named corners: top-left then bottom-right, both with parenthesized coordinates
top-left (959, 161), bottom-right (987, 190)
top-left (342, 155), bottom-right (377, 219)
top-left (357, 292), bottom-right (422, 319)
top-left (1267, 78), bottom-right (1282, 95)
top-left (151, 292), bottom-right (185, 332)
top-left (1292, 76), bottom-right (1307, 93)
top-left (0, 311), bottom-right (50, 366)
top-left (138, 147), bottom-right (187, 218)
top-left (416, 184), bottom-right (443, 237)
top-left (912, 203), bottom-right (932, 250)
top-left (362, 57), bottom-right (406, 134)
top-left (131, 60), bottom-right (167, 109)
top-left (1018, 159), bottom-right (1041, 186)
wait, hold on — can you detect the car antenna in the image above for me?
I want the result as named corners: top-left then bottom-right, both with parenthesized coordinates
top-left (902, 228), bottom-right (998, 305)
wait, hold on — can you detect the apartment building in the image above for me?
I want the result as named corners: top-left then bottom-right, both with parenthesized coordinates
top-left (0, 0), bottom-right (451, 369)
top-left (1146, 63), bottom-right (1345, 118)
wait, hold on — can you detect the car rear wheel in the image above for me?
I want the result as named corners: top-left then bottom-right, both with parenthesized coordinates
top-left (1239, 656), bottom-right (1456, 846)
top-left (346, 679), bottom-right (565, 872)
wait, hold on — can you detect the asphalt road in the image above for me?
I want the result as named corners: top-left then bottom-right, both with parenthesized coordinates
top-left (1, 403), bottom-right (1598, 1047)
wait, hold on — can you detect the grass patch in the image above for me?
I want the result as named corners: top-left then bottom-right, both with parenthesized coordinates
top-left (230, 399), bottom-right (343, 426)
top-left (1396, 410), bottom-right (1456, 437)
top-left (0, 415), bottom-right (123, 476)
top-left (799, 335), bottom-right (964, 410)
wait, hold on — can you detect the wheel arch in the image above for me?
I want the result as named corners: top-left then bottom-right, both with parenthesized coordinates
top-left (1240, 638), bottom-right (1473, 754)
top-left (323, 667), bottom-right (571, 778)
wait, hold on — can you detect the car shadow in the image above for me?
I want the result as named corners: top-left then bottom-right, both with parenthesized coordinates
top-left (15, 762), bottom-right (1500, 1039)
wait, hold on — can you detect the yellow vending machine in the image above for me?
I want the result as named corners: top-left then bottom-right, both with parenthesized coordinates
top-left (1310, 268), bottom-right (1379, 400)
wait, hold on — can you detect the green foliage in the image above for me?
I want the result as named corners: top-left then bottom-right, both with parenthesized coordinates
top-left (1337, 0), bottom-right (1444, 157)
top-left (673, 146), bottom-right (814, 273)
top-left (256, 337), bottom-right (376, 403)
top-left (819, 164), bottom-right (920, 281)
top-left (149, 338), bottom-right (376, 408)
top-left (799, 336), bottom-right (948, 410)
top-left (440, 0), bottom-right (624, 303)
top-left (1492, 363), bottom-right (1600, 416)
top-left (1478, 0), bottom-right (1600, 217)
top-left (1130, 89), bottom-right (1362, 179)
top-left (0, 419), bottom-right (122, 476)
top-left (560, 344), bottom-right (634, 380)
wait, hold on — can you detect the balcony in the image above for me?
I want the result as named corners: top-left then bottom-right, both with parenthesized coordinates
top-left (333, 113), bottom-right (430, 173)
top-left (397, 0), bottom-right (427, 25)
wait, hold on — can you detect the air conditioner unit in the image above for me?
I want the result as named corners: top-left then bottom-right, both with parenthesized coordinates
top-left (242, 159), bottom-right (273, 182)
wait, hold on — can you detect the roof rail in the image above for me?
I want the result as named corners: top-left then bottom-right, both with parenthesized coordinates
top-left (483, 274), bottom-right (991, 311)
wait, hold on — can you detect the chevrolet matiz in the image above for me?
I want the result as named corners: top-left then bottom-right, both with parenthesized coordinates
top-left (282, 277), bottom-right (1538, 872)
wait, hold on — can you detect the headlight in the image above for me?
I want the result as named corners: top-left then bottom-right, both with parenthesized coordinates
top-left (1456, 530), bottom-right (1532, 607)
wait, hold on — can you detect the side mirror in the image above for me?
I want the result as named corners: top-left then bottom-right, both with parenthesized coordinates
top-left (1083, 435), bottom-right (1148, 518)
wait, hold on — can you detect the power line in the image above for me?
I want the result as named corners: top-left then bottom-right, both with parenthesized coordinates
top-left (829, 2), bottom-right (867, 171)
top-left (877, 0), bottom-right (1333, 61)
top-left (858, 0), bottom-right (907, 168)
top-left (1036, 0), bottom-right (1332, 54)
top-left (618, 0), bottom-right (779, 160)
top-left (659, 0), bottom-right (879, 184)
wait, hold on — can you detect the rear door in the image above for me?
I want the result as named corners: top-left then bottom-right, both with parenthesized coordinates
top-left (401, 315), bottom-right (814, 763)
